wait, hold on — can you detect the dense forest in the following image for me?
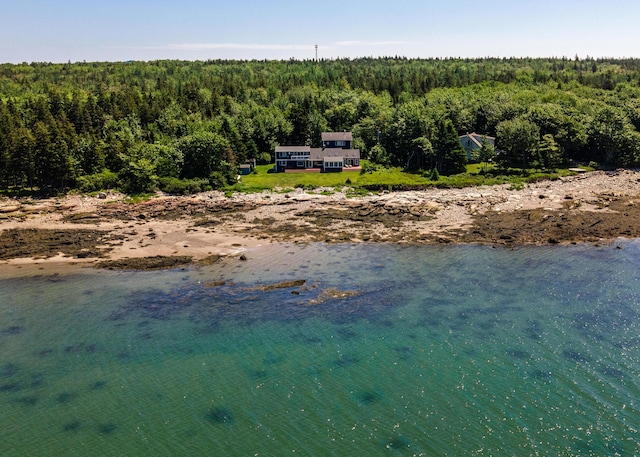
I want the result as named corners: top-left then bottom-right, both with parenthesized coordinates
top-left (1, 57), bottom-right (640, 193)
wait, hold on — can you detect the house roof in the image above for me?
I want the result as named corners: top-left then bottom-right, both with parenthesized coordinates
top-left (321, 132), bottom-right (353, 142)
top-left (275, 145), bottom-right (311, 153)
top-left (459, 132), bottom-right (495, 148)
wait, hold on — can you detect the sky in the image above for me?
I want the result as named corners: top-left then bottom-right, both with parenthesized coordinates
top-left (1, 0), bottom-right (639, 63)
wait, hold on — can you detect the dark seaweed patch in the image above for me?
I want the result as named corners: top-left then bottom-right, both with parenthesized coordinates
top-left (384, 436), bottom-right (412, 450)
top-left (600, 366), bottom-right (625, 379)
top-left (13, 395), bottom-right (38, 406)
top-left (394, 346), bottom-right (413, 361)
top-left (90, 380), bottom-right (107, 390)
top-left (562, 350), bottom-right (591, 363)
top-left (0, 382), bottom-right (22, 393)
top-left (65, 343), bottom-right (100, 354)
top-left (355, 390), bottom-right (382, 405)
top-left (0, 363), bottom-right (19, 378)
top-left (614, 337), bottom-right (640, 350)
top-left (117, 351), bottom-right (133, 362)
top-left (206, 407), bottom-right (234, 425)
top-left (64, 345), bottom-right (83, 354)
top-left (505, 349), bottom-right (530, 360)
top-left (524, 320), bottom-right (543, 340)
top-left (478, 320), bottom-right (498, 331)
top-left (107, 310), bottom-right (128, 321)
top-left (572, 312), bottom-right (600, 330)
top-left (263, 355), bottom-right (284, 365)
top-left (530, 370), bottom-right (553, 381)
top-left (296, 336), bottom-right (322, 345)
top-left (63, 420), bottom-right (82, 432)
top-left (334, 354), bottom-right (359, 367)
top-left (30, 373), bottom-right (45, 388)
top-left (98, 423), bottom-right (117, 435)
top-left (249, 369), bottom-right (268, 380)
top-left (56, 391), bottom-right (76, 403)
top-left (337, 328), bottom-right (358, 340)
top-left (1, 326), bottom-right (25, 336)
top-left (425, 297), bottom-right (453, 308)
top-left (572, 306), bottom-right (639, 342)
top-left (112, 281), bottom-right (399, 328)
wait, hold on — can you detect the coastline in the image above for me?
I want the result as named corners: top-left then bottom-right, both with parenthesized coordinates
top-left (2, 170), bottom-right (640, 274)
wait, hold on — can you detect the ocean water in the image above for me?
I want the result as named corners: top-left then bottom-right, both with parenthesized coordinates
top-left (1, 242), bottom-right (640, 456)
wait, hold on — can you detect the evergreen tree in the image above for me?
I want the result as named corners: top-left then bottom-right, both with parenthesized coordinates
top-left (433, 119), bottom-right (467, 175)
top-left (536, 134), bottom-right (563, 169)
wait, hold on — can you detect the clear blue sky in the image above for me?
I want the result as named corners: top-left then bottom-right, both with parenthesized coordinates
top-left (1, 0), bottom-right (639, 63)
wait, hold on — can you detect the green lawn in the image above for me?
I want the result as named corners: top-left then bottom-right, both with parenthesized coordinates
top-left (231, 162), bottom-right (584, 194)
top-left (236, 164), bottom-right (360, 191)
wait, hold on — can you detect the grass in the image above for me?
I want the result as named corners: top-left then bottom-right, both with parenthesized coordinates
top-left (231, 161), bottom-right (582, 194)
top-left (1, 163), bottom-right (594, 199)
top-left (123, 193), bottom-right (155, 204)
top-left (236, 164), bottom-right (358, 191)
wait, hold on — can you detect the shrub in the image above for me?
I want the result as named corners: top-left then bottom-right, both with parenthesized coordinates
top-left (119, 158), bottom-right (158, 194)
top-left (208, 171), bottom-right (228, 190)
top-left (360, 162), bottom-right (380, 174)
top-left (158, 177), bottom-right (210, 195)
top-left (256, 152), bottom-right (272, 165)
top-left (76, 170), bottom-right (119, 192)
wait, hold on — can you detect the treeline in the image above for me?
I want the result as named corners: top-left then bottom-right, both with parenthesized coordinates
top-left (1, 57), bottom-right (640, 193)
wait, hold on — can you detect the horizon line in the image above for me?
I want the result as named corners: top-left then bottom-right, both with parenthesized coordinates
top-left (3, 54), bottom-right (640, 65)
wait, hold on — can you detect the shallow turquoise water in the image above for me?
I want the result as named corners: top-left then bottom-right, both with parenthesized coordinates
top-left (1, 242), bottom-right (640, 456)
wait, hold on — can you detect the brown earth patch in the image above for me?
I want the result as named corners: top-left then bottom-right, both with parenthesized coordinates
top-left (304, 288), bottom-right (362, 306)
top-left (0, 228), bottom-right (110, 260)
top-left (257, 279), bottom-right (306, 291)
top-left (244, 202), bottom-right (437, 243)
top-left (62, 212), bottom-right (108, 224)
top-left (450, 194), bottom-right (640, 245)
top-left (94, 199), bottom-right (256, 222)
top-left (94, 255), bottom-right (193, 270)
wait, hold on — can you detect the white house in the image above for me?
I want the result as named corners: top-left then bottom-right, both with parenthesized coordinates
top-left (274, 132), bottom-right (360, 172)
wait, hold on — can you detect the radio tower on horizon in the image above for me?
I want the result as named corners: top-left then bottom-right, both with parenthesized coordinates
top-left (315, 44), bottom-right (318, 62)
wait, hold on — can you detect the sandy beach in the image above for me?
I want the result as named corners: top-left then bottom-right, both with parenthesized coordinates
top-left (2, 169), bottom-right (640, 271)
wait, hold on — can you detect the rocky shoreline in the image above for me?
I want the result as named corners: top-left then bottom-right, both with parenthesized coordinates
top-left (1, 170), bottom-right (640, 270)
